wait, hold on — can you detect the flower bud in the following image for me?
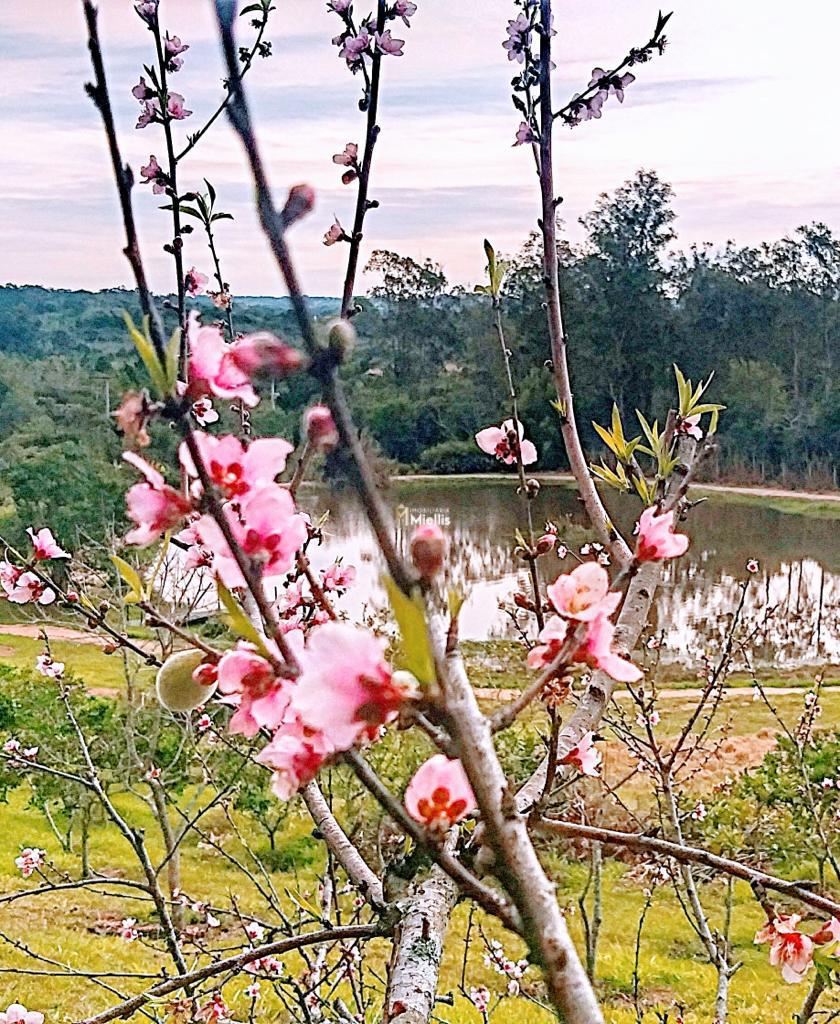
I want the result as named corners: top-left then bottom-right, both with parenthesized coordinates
top-left (156, 649), bottom-right (218, 712)
top-left (410, 523), bottom-right (448, 580)
top-left (303, 404), bottom-right (340, 452)
top-left (327, 318), bottom-right (356, 361)
top-left (230, 332), bottom-right (304, 378)
top-left (535, 533), bottom-right (556, 555)
top-left (282, 184), bottom-right (316, 226)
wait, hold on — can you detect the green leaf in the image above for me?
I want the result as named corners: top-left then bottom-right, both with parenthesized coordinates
top-left (217, 582), bottom-right (272, 658)
top-left (448, 588), bottom-right (466, 622)
top-left (240, 2), bottom-right (263, 14)
top-left (111, 554), bottom-right (144, 605)
top-left (383, 575), bottom-right (435, 686)
top-left (123, 312), bottom-right (168, 397)
top-left (211, 212), bottom-right (235, 222)
top-left (165, 327), bottom-right (181, 394)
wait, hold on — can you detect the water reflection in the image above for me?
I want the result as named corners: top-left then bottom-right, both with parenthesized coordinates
top-left (298, 480), bottom-right (839, 668)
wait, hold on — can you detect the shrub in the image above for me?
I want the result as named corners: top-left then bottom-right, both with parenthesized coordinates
top-left (417, 439), bottom-right (495, 474)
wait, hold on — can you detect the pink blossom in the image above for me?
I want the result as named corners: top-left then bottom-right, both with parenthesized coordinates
top-left (410, 523), bottom-right (448, 579)
top-left (0, 561), bottom-right (21, 596)
top-left (7, 573), bottom-right (56, 606)
top-left (503, 12), bottom-right (531, 63)
top-left (228, 332), bottom-right (304, 379)
top-left (15, 848), bottom-right (46, 878)
top-left (187, 313), bottom-right (259, 408)
top-left (217, 641), bottom-right (292, 736)
top-left (374, 29), bottom-right (404, 55)
top-left (136, 99), bottom-right (161, 129)
top-left (194, 488), bottom-right (308, 589)
top-left (131, 76), bottom-right (155, 102)
top-left (393, 1), bottom-right (417, 27)
top-left (547, 562), bottom-right (620, 622)
top-left (332, 142), bottom-right (358, 167)
top-left (321, 563), bottom-right (356, 591)
top-left (27, 527), bottom-right (69, 561)
top-left (327, 0), bottom-right (352, 11)
top-left (179, 433), bottom-right (293, 501)
top-left (677, 413), bottom-right (702, 440)
top-left (475, 418), bottom-right (537, 466)
top-left (746, 558), bottom-right (760, 574)
top-left (755, 915), bottom-right (814, 983)
top-left (164, 33), bottom-right (189, 72)
top-left (185, 267), bottom-right (208, 297)
top-left (119, 917), bottom-right (139, 941)
top-left (166, 93), bottom-right (192, 120)
top-left (191, 396), bottom-right (219, 426)
top-left (0, 1006), bottom-right (44, 1024)
top-left (195, 994), bottom-right (231, 1024)
top-left (588, 67), bottom-right (636, 102)
top-left (139, 154), bottom-right (168, 194)
top-left (134, 0), bottom-right (158, 22)
top-left (560, 731), bottom-right (601, 777)
top-left (323, 218), bottom-right (347, 246)
top-left (196, 713), bottom-right (212, 732)
top-left (123, 451), bottom-right (192, 547)
top-left (339, 32), bottom-right (370, 64)
top-left (469, 988), bottom-right (490, 1015)
top-left (527, 614), bottom-right (642, 683)
top-left (404, 755), bottom-right (476, 827)
top-left (514, 121), bottom-right (537, 146)
top-left (291, 622), bottom-right (406, 751)
top-left (635, 506), bottom-right (689, 562)
top-left (257, 714), bottom-right (334, 799)
top-left (35, 655), bottom-right (65, 679)
top-left (303, 404), bottom-right (340, 451)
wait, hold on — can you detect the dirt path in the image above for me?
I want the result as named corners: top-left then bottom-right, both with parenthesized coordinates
top-left (396, 472), bottom-right (840, 504)
top-left (0, 623), bottom-right (157, 652)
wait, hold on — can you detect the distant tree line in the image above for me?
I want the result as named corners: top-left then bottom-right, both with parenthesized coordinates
top-left (0, 169), bottom-right (837, 546)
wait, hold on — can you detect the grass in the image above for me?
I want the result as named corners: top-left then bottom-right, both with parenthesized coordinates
top-left (0, 632), bottom-right (138, 692)
top-left (2, 637), bottom-right (840, 1022)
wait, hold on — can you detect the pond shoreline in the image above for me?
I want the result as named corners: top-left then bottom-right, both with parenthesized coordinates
top-left (394, 472), bottom-right (840, 503)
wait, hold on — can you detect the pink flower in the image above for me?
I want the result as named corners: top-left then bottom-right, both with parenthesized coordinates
top-left (527, 614), bottom-right (642, 683)
top-left (195, 994), bottom-right (231, 1024)
top-left (7, 573), bottom-right (56, 606)
top-left (339, 32), bottom-right (370, 64)
top-left (257, 714), bottom-right (334, 799)
top-left (134, 0), bottom-right (158, 23)
top-left (217, 642), bottom-right (291, 736)
top-left (746, 558), bottom-right (760, 574)
top-left (303, 404), bottom-right (340, 451)
top-left (0, 561), bottom-right (21, 596)
top-left (228, 332), bottom-right (304, 379)
top-left (196, 713), bottom-right (212, 732)
top-left (503, 12), bottom-right (531, 63)
top-left (35, 655), bottom-right (65, 679)
top-left (588, 67), bottom-right (636, 102)
top-left (323, 218), bottom-right (347, 246)
top-left (291, 622), bottom-right (406, 751)
top-left (191, 396), bottom-right (219, 426)
top-left (374, 29), bottom-right (404, 56)
top-left (14, 848), bottom-right (46, 879)
top-left (139, 154), bottom-right (168, 194)
top-left (560, 731), bottom-right (601, 777)
top-left (677, 414), bottom-right (702, 440)
top-left (123, 452), bottom-right (192, 547)
top-left (188, 313), bottom-right (259, 408)
top-left (514, 121), bottom-right (537, 146)
top-left (327, 0), bottom-right (352, 11)
top-left (635, 507), bottom-right (689, 562)
top-left (194, 488), bottom-right (308, 589)
top-left (393, 1), bottom-right (417, 27)
top-left (475, 418), bottom-right (537, 466)
top-left (27, 528), bottom-right (69, 561)
top-left (119, 917), bottom-right (139, 941)
top-left (332, 142), bottom-right (358, 167)
top-left (166, 93), bottom-right (192, 120)
top-left (404, 755), bottom-right (476, 828)
top-left (321, 563), bottom-right (356, 591)
top-left (136, 99), bottom-right (161, 129)
top-left (164, 33), bottom-right (189, 72)
top-left (755, 915), bottom-right (814, 983)
top-left (131, 76), bottom-right (155, 102)
top-left (410, 523), bottom-right (448, 579)
top-left (185, 267), bottom-right (208, 297)
top-left (469, 988), bottom-right (490, 1015)
top-left (0, 1005), bottom-right (44, 1024)
top-left (547, 563), bottom-right (619, 622)
top-left (179, 433), bottom-right (293, 501)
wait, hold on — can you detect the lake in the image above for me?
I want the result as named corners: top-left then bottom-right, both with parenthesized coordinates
top-left (296, 477), bottom-right (839, 670)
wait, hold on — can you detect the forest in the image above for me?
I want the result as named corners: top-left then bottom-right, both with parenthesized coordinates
top-left (1, 167), bottom-right (838, 548)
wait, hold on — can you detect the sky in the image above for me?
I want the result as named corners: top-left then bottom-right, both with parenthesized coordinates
top-left (1, 0), bottom-right (839, 297)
